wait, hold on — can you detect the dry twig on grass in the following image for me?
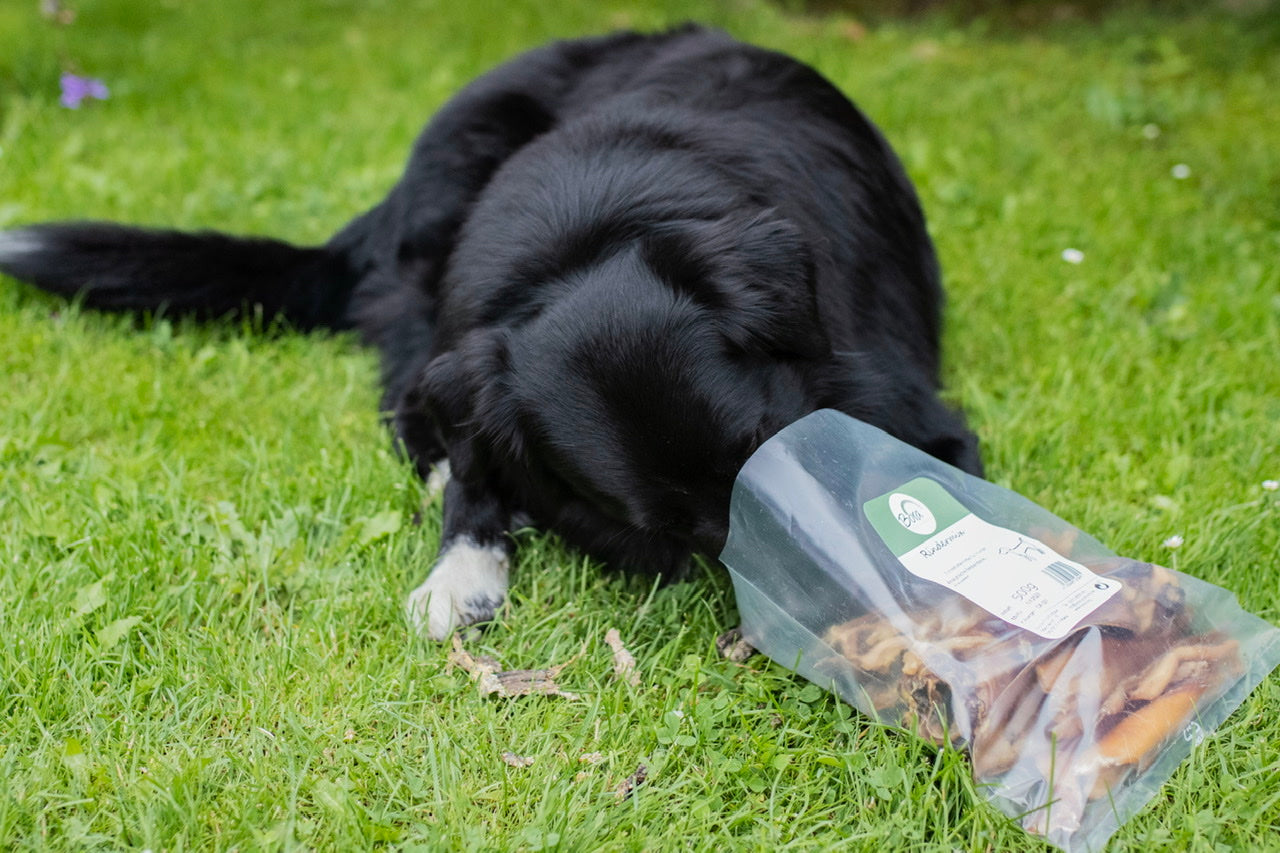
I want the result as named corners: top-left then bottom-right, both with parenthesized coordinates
top-left (449, 635), bottom-right (580, 699)
top-left (604, 627), bottom-right (641, 686)
top-left (614, 763), bottom-right (648, 802)
top-left (501, 751), bottom-right (535, 768)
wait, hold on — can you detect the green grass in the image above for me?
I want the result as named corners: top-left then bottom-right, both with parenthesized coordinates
top-left (2, 0), bottom-right (1279, 849)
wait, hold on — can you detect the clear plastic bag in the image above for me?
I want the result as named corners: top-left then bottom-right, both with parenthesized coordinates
top-left (720, 409), bottom-right (1280, 851)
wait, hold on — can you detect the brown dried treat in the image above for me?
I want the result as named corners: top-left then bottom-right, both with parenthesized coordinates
top-left (818, 559), bottom-right (1247, 822)
top-left (1100, 672), bottom-right (1141, 719)
top-left (1095, 686), bottom-right (1204, 766)
top-left (922, 633), bottom-right (995, 659)
top-left (900, 666), bottom-right (956, 743)
top-left (911, 596), bottom-right (992, 638)
top-left (1096, 632), bottom-right (1239, 718)
top-left (987, 682), bottom-right (1047, 750)
top-left (1128, 636), bottom-right (1239, 701)
top-left (824, 610), bottom-right (901, 658)
top-left (858, 634), bottom-right (912, 671)
top-left (1033, 633), bottom-right (1083, 692)
top-left (900, 647), bottom-right (928, 677)
top-left (974, 734), bottom-right (1023, 779)
top-left (1088, 562), bottom-right (1189, 637)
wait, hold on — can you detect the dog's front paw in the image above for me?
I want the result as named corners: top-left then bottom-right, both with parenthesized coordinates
top-left (406, 539), bottom-right (510, 640)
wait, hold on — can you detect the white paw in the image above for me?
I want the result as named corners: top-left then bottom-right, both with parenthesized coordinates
top-left (425, 459), bottom-right (451, 500)
top-left (406, 538), bottom-right (509, 640)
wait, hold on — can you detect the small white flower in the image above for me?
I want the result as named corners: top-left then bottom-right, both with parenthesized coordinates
top-left (1142, 124), bottom-right (1161, 139)
top-left (672, 709), bottom-right (685, 718)
top-left (1171, 163), bottom-right (1191, 180)
top-left (1163, 534), bottom-right (1184, 549)
top-left (1061, 248), bottom-right (1085, 264)
top-left (1263, 479), bottom-right (1279, 491)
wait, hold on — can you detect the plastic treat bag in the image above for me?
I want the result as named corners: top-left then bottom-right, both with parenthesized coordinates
top-left (720, 409), bottom-right (1280, 852)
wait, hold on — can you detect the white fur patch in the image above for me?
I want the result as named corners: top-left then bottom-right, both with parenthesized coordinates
top-left (406, 538), bottom-right (509, 640)
top-left (425, 459), bottom-right (451, 499)
top-left (0, 229), bottom-right (42, 264)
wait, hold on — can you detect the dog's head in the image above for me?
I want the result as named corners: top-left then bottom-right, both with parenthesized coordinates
top-left (412, 212), bottom-right (824, 566)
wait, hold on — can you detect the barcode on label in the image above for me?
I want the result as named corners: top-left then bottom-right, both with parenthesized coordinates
top-left (1042, 560), bottom-right (1081, 586)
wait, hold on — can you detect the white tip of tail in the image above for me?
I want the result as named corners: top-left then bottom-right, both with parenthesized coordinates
top-left (0, 229), bottom-right (43, 266)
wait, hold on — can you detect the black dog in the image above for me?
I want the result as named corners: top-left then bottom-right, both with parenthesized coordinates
top-left (0, 25), bottom-right (981, 639)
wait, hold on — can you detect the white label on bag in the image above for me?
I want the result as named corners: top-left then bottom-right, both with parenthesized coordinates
top-left (865, 478), bottom-right (1121, 639)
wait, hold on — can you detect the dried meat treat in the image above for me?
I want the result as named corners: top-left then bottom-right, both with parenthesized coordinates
top-left (819, 560), bottom-right (1249, 838)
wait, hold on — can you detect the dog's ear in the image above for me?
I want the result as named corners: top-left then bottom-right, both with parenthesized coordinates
top-left (646, 211), bottom-right (828, 358)
top-left (410, 330), bottom-right (521, 480)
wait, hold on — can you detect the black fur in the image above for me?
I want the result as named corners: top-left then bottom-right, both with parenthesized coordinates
top-left (0, 223), bottom-right (356, 329)
top-left (0, 26), bottom-right (982, 627)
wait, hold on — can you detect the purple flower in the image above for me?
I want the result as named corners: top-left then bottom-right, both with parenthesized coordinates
top-left (60, 73), bottom-right (109, 109)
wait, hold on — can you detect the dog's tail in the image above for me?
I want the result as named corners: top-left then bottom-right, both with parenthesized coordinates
top-left (0, 221), bottom-right (360, 330)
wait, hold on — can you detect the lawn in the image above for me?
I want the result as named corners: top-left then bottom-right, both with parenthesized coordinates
top-left (2, 0), bottom-right (1278, 850)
